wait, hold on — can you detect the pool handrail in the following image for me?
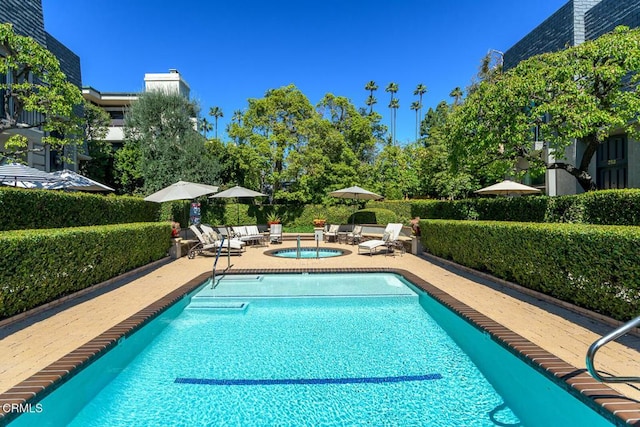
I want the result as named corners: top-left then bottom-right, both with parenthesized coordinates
top-left (586, 314), bottom-right (640, 383)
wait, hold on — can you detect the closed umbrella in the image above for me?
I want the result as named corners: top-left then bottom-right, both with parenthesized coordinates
top-left (328, 185), bottom-right (383, 225)
top-left (210, 185), bottom-right (266, 224)
top-left (474, 180), bottom-right (541, 196)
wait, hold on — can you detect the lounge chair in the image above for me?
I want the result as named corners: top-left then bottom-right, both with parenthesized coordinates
top-left (357, 223), bottom-right (403, 256)
top-left (347, 225), bottom-right (363, 245)
top-left (269, 223), bottom-right (282, 244)
top-left (188, 225), bottom-right (243, 259)
top-left (324, 224), bottom-right (340, 242)
top-left (233, 225), bottom-right (266, 246)
top-left (200, 224), bottom-right (246, 251)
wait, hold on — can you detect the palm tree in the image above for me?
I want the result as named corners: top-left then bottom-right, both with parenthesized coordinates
top-left (389, 98), bottom-right (400, 145)
top-left (413, 83), bottom-right (427, 124)
top-left (410, 101), bottom-right (420, 141)
top-left (385, 82), bottom-right (398, 144)
top-left (232, 109), bottom-right (243, 125)
top-left (199, 117), bottom-right (213, 138)
top-left (365, 95), bottom-right (377, 113)
top-left (365, 80), bottom-right (378, 113)
top-left (209, 106), bottom-right (224, 138)
top-left (450, 87), bottom-right (463, 106)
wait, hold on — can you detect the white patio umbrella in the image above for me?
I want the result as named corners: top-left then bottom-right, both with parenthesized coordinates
top-left (210, 185), bottom-right (266, 224)
top-left (144, 181), bottom-right (220, 238)
top-left (0, 163), bottom-right (62, 187)
top-left (143, 181), bottom-right (219, 203)
top-left (474, 180), bottom-right (541, 196)
top-left (328, 185), bottom-right (383, 225)
top-left (45, 169), bottom-right (115, 192)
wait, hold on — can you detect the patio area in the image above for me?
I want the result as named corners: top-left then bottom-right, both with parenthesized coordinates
top-left (1, 239), bottom-right (639, 409)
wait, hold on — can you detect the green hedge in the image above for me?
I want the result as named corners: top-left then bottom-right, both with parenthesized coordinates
top-left (0, 188), bottom-right (160, 231)
top-left (0, 222), bottom-right (171, 319)
top-left (421, 219), bottom-right (640, 322)
top-left (408, 189), bottom-right (640, 226)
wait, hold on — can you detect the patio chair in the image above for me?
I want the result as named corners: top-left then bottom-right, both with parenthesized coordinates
top-left (324, 224), bottom-right (340, 242)
top-left (188, 225), bottom-right (243, 259)
top-left (200, 224), bottom-right (246, 252)
top-left (346, 225), bottom-right (363, 245)
top-left (357, 223), bottom-right (403, 256)
top-left (269, 223), bottom-right (283, 244)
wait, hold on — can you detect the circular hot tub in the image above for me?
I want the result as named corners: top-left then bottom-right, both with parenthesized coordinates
top-left (265, 247), bottom-right (350, 258)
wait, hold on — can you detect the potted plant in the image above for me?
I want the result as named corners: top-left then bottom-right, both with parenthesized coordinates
top-left (266, 212), bottom-right (281, 225)
top-left (313, 218), bottom-right (326, 227)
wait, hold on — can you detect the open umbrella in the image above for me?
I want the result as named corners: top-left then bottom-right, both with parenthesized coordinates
top-left (45, 169), bottom-right (115, 192)
top-left (328, 185), bottom-right (383, 225)
top-left (0, 163), bottom-right (62, 187)
top-left (210, 185), bottom-right (266, 224)
top-left (144, 181), bottom-right (220, 238)
top-left (474, 179), bottom-right (541, 196)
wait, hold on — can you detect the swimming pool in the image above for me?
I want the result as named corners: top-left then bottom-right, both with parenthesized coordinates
top-left (266, 247), bottom-right (347, 258)
top-left (3, 271), bottom-right (621, 426)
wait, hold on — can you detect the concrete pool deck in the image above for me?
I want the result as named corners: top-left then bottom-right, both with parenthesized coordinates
top-left (1, 239), bottom-right (640, 422)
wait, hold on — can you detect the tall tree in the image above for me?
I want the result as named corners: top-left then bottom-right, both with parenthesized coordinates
top-left (0, 23), bottom-right (83, 162)
top-left (209, 106), bottom-right (224, 139)
top-left (385, 82), bottom-right (399, 144)
top-left (446, 26), bottom-right (640, 192)
top-left (78, 100), bottom-right (114, 188)
top-left (116, 91), bottom-right (220, 194)
top-left (364, 80), bottom-right (378, 113)
top-left (449, 87), bottom-right (463, 106)
top-left (389, 98), bottom-right (399, 145)
top-left (410, 101), bottom-right (420, 141)
top-left (198, 117), bottom-right (212, 138)
top-left (413, 83), bottom-right (427, 125)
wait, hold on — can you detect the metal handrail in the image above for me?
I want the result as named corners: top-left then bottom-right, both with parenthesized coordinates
top-left (297, 235), bottom-right (301, 259)
top-left (586, 315), bottom-right (640, 383)
top-left (211, 236), bottom-right (226, 289)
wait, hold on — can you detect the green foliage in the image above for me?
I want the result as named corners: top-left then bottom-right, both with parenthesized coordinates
top-left (0, 23), bottom-right (84, 161)
top-left (0, 188), bottom-right (159, 231)
top-left (446, 26), bottom-right (640, 192)
top-left (78, 100), bottom-right (117, 190)
top-left (421, 219), bottom-right (640, 321)
top-left (0, 222), bottom-right (170, 319)
top-left (117, 90), bottom-right (221, 195)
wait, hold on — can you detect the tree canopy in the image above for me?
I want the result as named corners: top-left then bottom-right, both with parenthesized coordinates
top-left (445, 26), bottom-right (640, 192)
top-left (0, 23), bottom-right (83, 161)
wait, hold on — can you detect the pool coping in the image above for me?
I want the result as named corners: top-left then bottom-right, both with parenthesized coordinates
top-left (0, 268), bottom-right (638, 426)
top-left (263, 247), bottom-right (353, 258)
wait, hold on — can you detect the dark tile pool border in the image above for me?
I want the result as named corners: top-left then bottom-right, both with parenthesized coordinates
top-left (0, 268), bottom-right (638, 426)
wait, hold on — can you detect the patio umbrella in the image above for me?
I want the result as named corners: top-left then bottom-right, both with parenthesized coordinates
top-left (0, 163), bottom-right (62, 187)
top-left (474, 180), bottom-right (541, 196)
top-left (144, 181), bottom-right (220, 238)
top-left (143, 181), bottom-right (219, 203)
top-left (328, 185), bottom-right (383, 225)
top-left (210, 185), bottom-right (266, 224)
top-left (45, 169), bottom-right (115, 192)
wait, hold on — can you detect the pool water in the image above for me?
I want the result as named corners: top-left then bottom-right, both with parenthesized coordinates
top-left (11, 273), bottom-right (614, 426)
top-left (270, 247), bottom-right (344, 258)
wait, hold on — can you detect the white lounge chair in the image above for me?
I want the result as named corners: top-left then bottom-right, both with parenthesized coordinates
top-left (233, 225), bottom-right (266, 246)
top-left (324, 224), bottom-right (340, 242)
top-left (269, 223), bottom-right (282, 244)
top-left (200, 224), bottom-right (246, 251)
top-left (347, 225), bottom-right (363, 245)
top-left (188, 225), bottom-right (244, 259)
top-left (358, 223), bottom-right (403, 256)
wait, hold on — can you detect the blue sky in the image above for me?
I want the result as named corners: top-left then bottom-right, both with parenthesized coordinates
top-left (42, 0), bottom-right (567, 144)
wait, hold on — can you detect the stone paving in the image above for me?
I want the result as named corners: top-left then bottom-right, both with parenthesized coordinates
top-left (1, 239), bottom-right (639, 403)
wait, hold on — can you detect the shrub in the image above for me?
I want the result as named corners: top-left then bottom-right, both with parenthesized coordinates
top-left (421, 219), bottom-right (640, 322)
top-left (0, 222), bottom-right (171, 319)
top-left (0, 188), bottom-right (159, 231)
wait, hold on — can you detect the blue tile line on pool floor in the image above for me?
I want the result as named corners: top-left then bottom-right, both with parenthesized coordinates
top-left (174, 373), bottom-right (442, 386)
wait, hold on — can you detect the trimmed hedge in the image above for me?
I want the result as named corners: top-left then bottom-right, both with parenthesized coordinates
top-left (0, 188), bottom-right (160, 231)
top-left (421, 219), bottom-right (640, 322)
top-left (0, 222), bottom-right (171, 319)
top-left (408, 189), bottom-right (640, 226)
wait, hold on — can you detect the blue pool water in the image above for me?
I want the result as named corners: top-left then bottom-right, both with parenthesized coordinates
top-left (11, 273), bottom-right (614, 426)
top-left (270, 247), bottom-right (344, 258)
